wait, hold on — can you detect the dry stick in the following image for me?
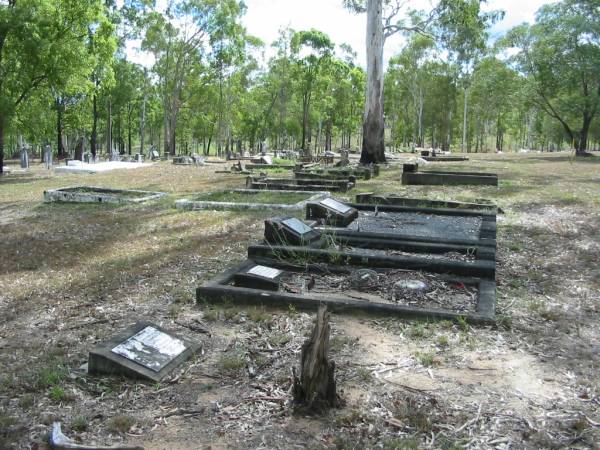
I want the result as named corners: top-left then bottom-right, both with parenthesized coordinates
top-left (50, 423), bottom-right (144, 450)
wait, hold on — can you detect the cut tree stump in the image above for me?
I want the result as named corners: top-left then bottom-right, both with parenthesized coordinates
top-left (293, 305), bottom-right (339, 412)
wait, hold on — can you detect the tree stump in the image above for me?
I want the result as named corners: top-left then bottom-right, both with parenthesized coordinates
top-left (293, 305), bottom-right (339, 413)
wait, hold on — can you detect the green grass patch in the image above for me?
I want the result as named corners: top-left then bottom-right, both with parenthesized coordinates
top-left (193, 190), bottom-right (312, 205)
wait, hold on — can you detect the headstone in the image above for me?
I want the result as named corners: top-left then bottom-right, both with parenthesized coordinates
top-left (151, 149), bottom-right (160, 160)
top-left (403, 163), bottom-right (418, 173)
top-left (20, 147), bottom-right (29, 169)
top-left (306, 197), bottom-right (359, 227)
top-left (83, 152), bottom-right (92, 163)
top-left (44, 145), bottom-right (53, 169)
top-left (74, 137), bottom-right (85, 161)
top-left (88, 321), bottom-right (199, 382)
top-left (264, 217), bottom-right (321, 246)
top-left (135, 153), bottom-right (143, 163)
top-left (233, 264), bottom-right (283, 291)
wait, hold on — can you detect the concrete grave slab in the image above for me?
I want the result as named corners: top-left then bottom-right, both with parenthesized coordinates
top-left (176, 189), bottom-right (329, 212)
top-left (44, 186), bottom-right (167, 204)
top-left (54, 161), bottom-right (153, 174)
top-left (88, 321), bottom-right (199, 382)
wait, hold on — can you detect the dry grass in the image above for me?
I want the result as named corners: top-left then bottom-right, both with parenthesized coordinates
top-left (0, 153), bottom-right (599, 449)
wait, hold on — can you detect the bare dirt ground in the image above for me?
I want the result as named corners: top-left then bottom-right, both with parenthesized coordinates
top-left (1, 153), bottom-right (599, 449)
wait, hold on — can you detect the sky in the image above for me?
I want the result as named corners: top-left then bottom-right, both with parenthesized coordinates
top-left (242, 0), bottom-right (559, 65)
top-left (127, 0), bottom-right (559, 68)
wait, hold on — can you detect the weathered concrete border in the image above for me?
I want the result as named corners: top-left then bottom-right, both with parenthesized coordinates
top-left (44, 186), bottom-right (167, 204)
top-left (246, 244), bottom-right (496, 279)
top-left (197, 259), bottom-right (496, 324)
top-left (355, 193), bottom-right (497, 213)
top-left (402, 170), bottom-right (499, 186)
top-left (175, 189), bottom-right (330, 212)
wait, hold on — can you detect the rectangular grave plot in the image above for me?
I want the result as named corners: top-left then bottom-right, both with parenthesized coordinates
top-left (250, 181), bottom-right (350, 192)
top-left (402, 171), bottom-right (498, 186)
top-left (247, 243), bottom-right (495, 279)
top-left (175, 189), bottom-right (329, 212)
top-left (354, 194), bottom-right (498, 213)
top-left (198, 260), bottom-right (496, 323)
top-left (88, 322), bottom-right (200, 382)
top-left (44, 186), bottom-right (167, 204)
top-left (350, 211), bottom-right (483, 241)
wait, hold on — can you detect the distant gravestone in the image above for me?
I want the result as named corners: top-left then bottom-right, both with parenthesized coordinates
top-left (20, 147), bottom-right (29, 169)
top-left (88, 321), bottom-right (199, 382)
top-left (83, 152), bottom-right (92, 163)
top-left (135, 153), bottom-right (143, 163)
top-left (44, 145), bottom-right (53, 169)
top-left (151, 149), bottom-right (160, 160)
top-left (74, 137), bottom-right (85, 161)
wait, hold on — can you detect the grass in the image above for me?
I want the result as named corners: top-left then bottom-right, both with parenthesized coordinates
top-left (107, 415), bottom-right (136, 434)
top-left (192, 190), bottom-right (311, 204)
top-left (217, 351), bottom-right (247, 374)
top-left (2, 154), bottom-right (600, 447)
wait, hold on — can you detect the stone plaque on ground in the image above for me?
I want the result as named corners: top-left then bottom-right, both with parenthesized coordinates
top-left (264, 217), bottom-right (321, 246)
top-left (88, 321), bottom-right (199, 382)
top-left (306, 198), bottom-right (359, 227)
top-left (234, 264), bottom-right (283, 291)
top-left (321, 198), bottom-right (353, 214)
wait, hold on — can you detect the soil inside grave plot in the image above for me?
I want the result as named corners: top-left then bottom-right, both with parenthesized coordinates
top-left (267, 268), bottom-right (478, 312)
top-left (193, 191), bottom-right (312, 204)
top-left (59, 187), bottom-right (153, 198)
top-left (334, 244), bottom-right (477, 262)
top-left (348, 211), bottom-right (483, 241)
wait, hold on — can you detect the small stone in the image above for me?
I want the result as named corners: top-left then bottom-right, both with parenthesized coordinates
top-left (394, 280), bottom-right (427, 293)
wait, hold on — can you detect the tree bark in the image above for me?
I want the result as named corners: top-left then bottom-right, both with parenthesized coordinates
top-left (107, 98), bottom-right (112, 157)
top-left (361, 0), bottom-right (386, 164)
top-left (0, 115), bottom-right (4, 174)
top-left (293, 306), bottom-right (339, 413)
top-left (91, 94), bottom-right (98, 158)
top-left (56, 98), bottom-right (66, 158)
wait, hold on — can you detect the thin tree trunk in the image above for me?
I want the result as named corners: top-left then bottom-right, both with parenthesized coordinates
top-left (106, 98), bottom-right (112, 157)
top-left (0, 115), bottom-right (4, 174)
top-left (361, 0), bottom-right (386, 164)
top-left (91, 94), bottom-right (98, 158)
top-left (462, 86), bottom-right (468, 153)
top-left (56, 98), bottom-right (66, 158)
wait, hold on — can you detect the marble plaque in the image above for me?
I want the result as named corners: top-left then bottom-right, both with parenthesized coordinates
top-left (321, 198), bottom-right (352, 214)
top-left (247, 265), bottom-right (283, 279)
top-left (282, 218), bottom-right (313, 235)
top-left (111, 326), bottom-right (187, 372)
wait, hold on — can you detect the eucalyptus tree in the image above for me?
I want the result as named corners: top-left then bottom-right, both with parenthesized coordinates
top-left (0, 0), bottom-right (114, 173)
top-left (291, 29), bottom-right (334, 153)
top-left (344, 0), bottom-right (500, 163)
top-left (142, 0), bottom-right (246, 156)
top-left (504, 0), bottom-right (600, 155)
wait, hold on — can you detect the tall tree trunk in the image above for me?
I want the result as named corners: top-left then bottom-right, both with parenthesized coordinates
top-left (0, 115), bottom-right (4, 174)
top-left (301, 94), bottom-right (309, 152)
top-left (106, 98), bottom-right (112, 157)
top-left (577, 113), bottom-right (592, 155)
top-left (361, 0), bottom-right (386, 164)
top-left (462, 87), bottom-right (468, 153)
top-left (56, 98), bottom-right (66, 158)
top-left (91, 94), bottom-right (98, 159)
top-left (140, 91), bottom-right (146, 156)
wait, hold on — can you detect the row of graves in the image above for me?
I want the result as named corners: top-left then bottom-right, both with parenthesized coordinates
top-left (402, 162), bottom-right (499, 186)
top-left (197, 194), bottom-right (498, 324)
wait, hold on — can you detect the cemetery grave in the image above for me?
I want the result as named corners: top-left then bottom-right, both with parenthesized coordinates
top-left (402, 163), bottom-right (499, 186)
top-left (355, 192), bottom-right (498, 212)
top-left (2, 153), bottom-right (600, 449)
top-left (246, 174), bottom-right (355, 192)
top-left (54, 160), bottom-right (153, 174)
top-left (44, 186), bottom-right (168, 204)
top-left (88, 321), bottom-right (200, 382)
top-left (176, 189), bottom-right (329, 211)
top-left (197, 259), bottom-right (496, 323)
top-left (172, 155), bottom-right (205, 165)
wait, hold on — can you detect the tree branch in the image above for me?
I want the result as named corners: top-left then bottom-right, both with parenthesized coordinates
top-left (14, 75), bottom-right (47, 107)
